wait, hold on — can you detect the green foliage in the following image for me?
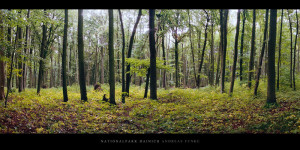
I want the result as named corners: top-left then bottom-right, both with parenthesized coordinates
top-left (125, 58), bottom-right (174, 77)
top-left (0, 82), bottom-right (299, 134)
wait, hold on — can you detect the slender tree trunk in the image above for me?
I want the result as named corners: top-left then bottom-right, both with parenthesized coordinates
top-left (188, 10), bottom-right (197, 87)
top-left (215, 41), bottom-right (221, 86)
top-left (197, 10), bottom-right (209, 87)
top-left (209, 13), bottom-right (215, 86)
top-left (62, 9), bottom-right (69, 102)
top-left (240, 10), bottom-right (246, 82)
top-left (229, 9), bottom-right (241, 96)
top-left (254, 9), bottom-right (269, 96)
top-left (0, 10), bottom-right (5, 100)
top-left (37, 9), bottom-right (47, 94)
top-left (125, 9), bottom-right (142, 96)
top-left (17, 10), bottom-right (24, 93)
top-left (293, 10), bottom-right (298, 90)
top-left (149, 9), bottom-right (157, 100)
top-left (277, 9), bottom-right (283, 90)
top-left (288, 10), bottom-right (293, 88)
top-left (266, 9), bottom-right (277, 104)
top-left (220, 9), bottom-right (228, 93)
top-left (118, 9), bottom-right (126, 103)
top-left (144, 67), bottom-right (150, 98)
top-left (77, 9), bottom-right (87, 101)
top-left (248, 9), bottom-right (256, 89)
top-left (108, 9), bottom-right (116, 105)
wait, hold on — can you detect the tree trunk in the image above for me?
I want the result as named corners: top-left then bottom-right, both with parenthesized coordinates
top-left (108, 9), bottom-right (116, 105)
top-left (125, 9), bottom-right (142, 96)
top-left (0, 10), bottom-right (5, 100)
top-left (209, 12), bottom-right (215, 86)
top-left (188, 10), bottom-right (197, 88)
top-left (118, 9), bottom-right (126, 103)
top-left (62, 9), bottom-right (69, 102)
top-left (254, 9), bottom-right (269, 96)
top-left (149, 9), bottom-right (157, 100)
top-left (266, 9), bottom-right (277, 104)
top-left (220, 9), bottom-right (228, 93)
top-left (277, 9), bottom-right (283, 90)
top-left (229, 9), bottom-right (241, 96)
top-left (293, 10), bottom-right (298, 91)
top-left (240, 10), bottom-right (246, 81)
top-left (215, 41), bottom-right (221, 86)
top-left (37, 9), bottom-right (47, 94)
top-left (144, 68), bottom-right (150, 98)
top-left (17, 10), bottom-right (23, 93)
top-left (248, 9), bottom-right (256, 89)
top-left (288, 10), bottom-right (293, 88)
top-left (77, 9), bottom-right (87, 101)
top-left (197, 10), bottom-right (209, 88)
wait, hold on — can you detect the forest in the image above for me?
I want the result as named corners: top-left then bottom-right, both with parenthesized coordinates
top-left (0, 9), bottom-right (299, 134)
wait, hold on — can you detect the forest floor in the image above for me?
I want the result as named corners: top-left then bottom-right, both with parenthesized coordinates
top-left (0, 81), bottom-right (299, 134)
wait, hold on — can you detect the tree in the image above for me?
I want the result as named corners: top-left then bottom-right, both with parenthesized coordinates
top-left (108, 9), bottom-right (116, 105)
top-left (229, 9), bottom-right (241, 96)
top-left (125, 9), bottom-right (142, 96)
top-left (78, 9), bottom-right (87, 101)
top-left (187, 10), bottom-right (197, 87)
top-left (197, 10), bottom-right (210, 87)
top-left (240, 10), bottom-right (246, 82)
top-left (37, 9), bottom-right (48, 94)
top-left (277, 9), bottom-right (283, 90)
top-left (149, 9), bottom-right (157, 100)
top-left (220, 9), bottom-right (228, 93)
top-left (118, 9), bottom-right (126, 103)
top-left (248, 9), bottom-right (256, 89)
top-left (17, 10), bottom-right (23, 93)
top-left (288, 10), bottom-right (293, 88)
top-left (0, 10), bottom-right (5, 100)
top-left (62, 9), bottom-right (69, 102)
top-left (266, 9), bottom-right (277, 104)
top-left (293, 10), bottom-right (298, 90)
top-left (254, 9), bottom-right (269, 96)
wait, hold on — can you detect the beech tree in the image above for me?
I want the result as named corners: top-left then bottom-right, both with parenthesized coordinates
top-left (62, 9), bottom-right (68, 102)
top-left (108, 9), bottom-right (116, 105)
top-left (229, 9), bottom-right (241, 96)
top-left (149, 9), bottom-right (157, 100)
top-left (266, 9), bottom-right (277, 104)
top-left (78, 9), bottom-right (87, 101)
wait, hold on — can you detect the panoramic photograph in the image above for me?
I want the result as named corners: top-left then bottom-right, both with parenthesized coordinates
top-left (0, 9), bottom-right (299, 143)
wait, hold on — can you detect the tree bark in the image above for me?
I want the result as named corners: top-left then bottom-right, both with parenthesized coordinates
top-left (240, 10), bottom-right (246, 81)
top-left (293, 10), bottom-right (298, 91)
top-left (254, 9), bottom-right (269, 96)
top-left (118, 9), bottom-right (126, 103)
top-left (125, 9), bottom-right (142, 96)
top-left (77, 9), bottom-right (87, 101)
top-left (108, 9), bottom-right (116, 105)
top-left (277, 9), bottom-right (284, 90)
top-left (229, 9), bottom-right (241, 96)
top-left (266, 9), bottom-right (277, 104)
top-left (0, 10), bottom-right (5, 100)
top-left (288, 10), bottom-right (293, 88)
top-left (220, 9), bottom-right (228, 93)
top-left (197, 10), bottom-right (209, 88)
top-left (248, 9), bottom-right (256, 89)
top-left (62, 9), bottom-right (69, 102)
top-left (37, 9), bottom-right (47, 94)
top-left (209, 12), bottom-right (214, 86)
top-left (149, 9), bottom-right (157, 100)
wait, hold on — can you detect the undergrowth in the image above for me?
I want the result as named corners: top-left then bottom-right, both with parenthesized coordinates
top-left (0, 80), bottom-right (299, 134)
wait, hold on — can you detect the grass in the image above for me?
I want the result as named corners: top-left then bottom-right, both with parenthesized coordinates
top-left (0, 81), bottom-right (299, 134)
